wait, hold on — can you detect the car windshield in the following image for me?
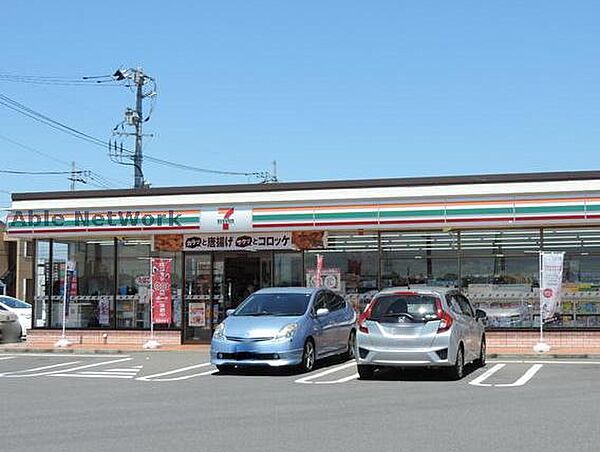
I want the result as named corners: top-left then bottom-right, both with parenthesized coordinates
top-left (0, 297), bottom-right (31, 309)
top-left (234, 293), bottom-right (311, 317)
top-left (368, 294), bottom-right (439, 323)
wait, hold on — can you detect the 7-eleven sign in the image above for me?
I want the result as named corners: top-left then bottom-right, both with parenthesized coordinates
top-left (200, 207), bottom-right (253, 232)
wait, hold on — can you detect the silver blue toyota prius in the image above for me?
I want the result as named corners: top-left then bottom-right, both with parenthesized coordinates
top-left (210, 287), bottom-right (357, 373)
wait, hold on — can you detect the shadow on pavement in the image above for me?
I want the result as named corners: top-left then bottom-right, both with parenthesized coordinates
top-left (362, 363), bottom-right (482, 382)
top-left (213, 354), bottom-right (353, 377)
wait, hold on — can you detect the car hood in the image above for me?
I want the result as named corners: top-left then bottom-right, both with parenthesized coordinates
top-left (223, 315), bottom-right (302, 339)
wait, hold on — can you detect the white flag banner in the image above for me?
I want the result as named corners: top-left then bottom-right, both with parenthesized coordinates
top-left (539, 252), bottom-right (565, 321)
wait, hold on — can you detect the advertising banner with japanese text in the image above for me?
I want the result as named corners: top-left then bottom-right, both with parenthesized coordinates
top-left (540, 252), bottom-right (565, 321)
top-left (184, 232), bottom-right (294, 251)
top-left (151, 258), bottom-right (172, 324)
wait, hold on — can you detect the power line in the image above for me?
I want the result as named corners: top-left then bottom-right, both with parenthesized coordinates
top-left (0, 133), bottom-right (128, 187)
top-left (0, 73), bottom-right (118, 86)
top-left (0, 169), bottom-right (74, 175)
top-left (0, 91), bottom-right (276, 182)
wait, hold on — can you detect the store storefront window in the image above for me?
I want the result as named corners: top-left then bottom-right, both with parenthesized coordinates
top-left (380, 231), bottom-right (459, 288)
top-left (274, 252), bottom-right (303, 287)
top-left (305, 232), bottom-right (379, 310)
top-left (50, 239), bottom-right (115, 328)
top-left (460, 229), bottom-right (540, 328)
top-left (543, 228), bottom-right (600, 328)
top-left (116, 239), bottom-right (151, 328)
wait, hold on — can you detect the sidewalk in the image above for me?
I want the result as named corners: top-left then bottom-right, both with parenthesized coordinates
top-left (2, 341), bottom-right (600, 358)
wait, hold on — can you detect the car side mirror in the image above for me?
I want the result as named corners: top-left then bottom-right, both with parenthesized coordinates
top-left (316, 308), bottom-right (329, 317)
top-left (226, 309), bottom-right (235, 317)
top-left (475, 309), bottom-right (487, 320)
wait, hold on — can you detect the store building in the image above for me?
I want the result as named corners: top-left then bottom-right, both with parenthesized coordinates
top-left (6, 170), bottom-right (600, 347)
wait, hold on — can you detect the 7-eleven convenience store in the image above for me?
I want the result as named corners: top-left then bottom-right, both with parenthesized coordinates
top-left (6, 170), bottom-right (600, 349)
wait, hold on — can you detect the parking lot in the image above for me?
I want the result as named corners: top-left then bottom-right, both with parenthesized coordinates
top-left (2, 352), bottom-right (599, 451)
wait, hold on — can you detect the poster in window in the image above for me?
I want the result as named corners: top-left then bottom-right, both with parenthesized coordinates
top-left (189, 302), bottom-right (206, 327)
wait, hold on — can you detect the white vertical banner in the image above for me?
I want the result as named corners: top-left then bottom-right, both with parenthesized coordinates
top-left (539, 251), bottom-right (565, 321)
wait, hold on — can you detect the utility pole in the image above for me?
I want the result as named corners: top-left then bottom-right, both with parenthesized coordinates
top-left (70, 161), bottom-right (76, 191)
top-left (133, 70), bottom-right (144, 189)
top-left (110, 68), bottom-right (156, 189)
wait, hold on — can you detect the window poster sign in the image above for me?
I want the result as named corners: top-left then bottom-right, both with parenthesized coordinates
top-left (306, 268), bottom-right (342, 291)
top-left (184, 232), bottom-right (294, 251)
top-left (189, 302), bottom-right (206, 327)
top-left (151, 258), bottom-right (172, 324)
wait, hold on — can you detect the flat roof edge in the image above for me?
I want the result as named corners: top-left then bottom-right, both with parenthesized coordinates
top-left (11, 170), bottom-right (600, 202)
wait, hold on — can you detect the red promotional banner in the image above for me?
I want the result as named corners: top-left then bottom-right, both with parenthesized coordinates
top-left (151, 258), bottom-right (172, 324)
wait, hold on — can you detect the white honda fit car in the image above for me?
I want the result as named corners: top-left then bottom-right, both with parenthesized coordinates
top-left (355, 287), bottom-right (486, 380)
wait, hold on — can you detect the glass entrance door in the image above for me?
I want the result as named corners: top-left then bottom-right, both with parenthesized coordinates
top-left (183, 253), bottom-right (213, 342)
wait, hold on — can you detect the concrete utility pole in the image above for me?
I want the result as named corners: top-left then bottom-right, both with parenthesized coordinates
top-left (133, 70), bottom-right (145, 189)
top-left (110, 67), bottom-right (156, 189)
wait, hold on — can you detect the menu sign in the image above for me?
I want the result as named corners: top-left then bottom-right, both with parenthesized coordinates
top-left (151, 258), bottom-right (172, 324)
top-left (184, 232), bottom-right (294, 251)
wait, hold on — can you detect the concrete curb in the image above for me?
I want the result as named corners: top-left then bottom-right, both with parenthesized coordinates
top-left (2, 348), bottom-right (599, 359)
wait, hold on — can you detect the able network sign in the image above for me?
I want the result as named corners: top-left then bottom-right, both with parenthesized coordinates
top-left (200, 207), bottom-right (253, 233)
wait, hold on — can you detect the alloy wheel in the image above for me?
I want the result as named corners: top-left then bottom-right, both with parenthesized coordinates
top-left (303, 340), bottom-right (315, 372)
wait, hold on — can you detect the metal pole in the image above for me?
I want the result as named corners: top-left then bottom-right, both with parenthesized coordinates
top-left (539, 252), bottom-right (544, 343)
top-left (134, 70), bottom-right (144, 189)
top-left (149, 258), bottom-right (154, 340)
top-left (61, 263), bottom-right (68, 339)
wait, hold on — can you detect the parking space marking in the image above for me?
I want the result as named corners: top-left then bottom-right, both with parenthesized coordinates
top-left (494, 364), bottom-right (543, 387)
top-left (469, 364), bottom-right (506, 387)
top-left (469, 363), bottom-right (543, 387)
top-left (0, 353), bottom-right (129, 358)
top-left (55, 365), bottom-right (145, 379)
top-left (295, 362), bottom-right (357, 384)
top-left (0, 356), bottom-right (16, 361)
top-left (0, 361), bottom-right (82, 377)
top-left (136, 362), bottom-right (215, 382)
top-left (1, 357), bottom-right (133, 378)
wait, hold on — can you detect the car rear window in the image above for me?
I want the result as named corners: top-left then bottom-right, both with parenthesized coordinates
top-left (368, 294), bottom-right (439, 323)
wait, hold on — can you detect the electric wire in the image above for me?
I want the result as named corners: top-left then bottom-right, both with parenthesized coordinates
top-left (0, 92), bottom-right (272, 180)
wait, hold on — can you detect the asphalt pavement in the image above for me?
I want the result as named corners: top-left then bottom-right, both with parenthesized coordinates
top-left (2, 352), bottom-right (599, 452)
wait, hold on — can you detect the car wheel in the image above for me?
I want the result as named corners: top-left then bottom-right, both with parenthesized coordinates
top-left (357, 364), bottom-right (375, 380)
top-left (300, 339), bottom-right (316, 373)
top-left (475, 336), bottom-right (486, 368)
top-left (216, 365), bottom-right (234, 374)
top-left (345, 330), bottom-right (356, 360)
top-left (447, 345), bottom-right (465, 380)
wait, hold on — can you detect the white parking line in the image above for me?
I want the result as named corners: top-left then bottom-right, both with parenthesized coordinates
top-left (0, 356), bottom-right (16, 361)
top-left (469, 364), bottom-right (506, 387)
top-left (495, 364), bottom-right (543, 387)
top-left (136, 362), bottom-right (214, 382)
top-left (0, 361), bottom-right (82, 377)
top-left (0, 353), bottom-right (129, 358)
top-left (2, 357), bottom-right (133, 378)
top-left (469, 363), bottom-right (543, 387)
top-left (295, 362), bottom-right (357, 384)
top-left (51, 373), bottom-right (135, 379)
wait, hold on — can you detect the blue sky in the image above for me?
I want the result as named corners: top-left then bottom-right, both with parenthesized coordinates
top-left (1, 0), bottom-right (599, 207)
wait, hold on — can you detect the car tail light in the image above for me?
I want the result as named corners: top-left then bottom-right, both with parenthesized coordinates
top-left (358, 300), bottom-right (376, 334)
top-left (435, 298), bottom-right (453, 333)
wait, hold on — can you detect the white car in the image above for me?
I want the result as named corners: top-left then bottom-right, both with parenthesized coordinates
top-left (0, 296), bottom-right (32, 338)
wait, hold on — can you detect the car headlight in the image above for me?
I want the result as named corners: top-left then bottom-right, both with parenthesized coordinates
top-left (213, 323), bottom-right (225, 340)
top-left (275, 323), bottom-right (298, 340)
